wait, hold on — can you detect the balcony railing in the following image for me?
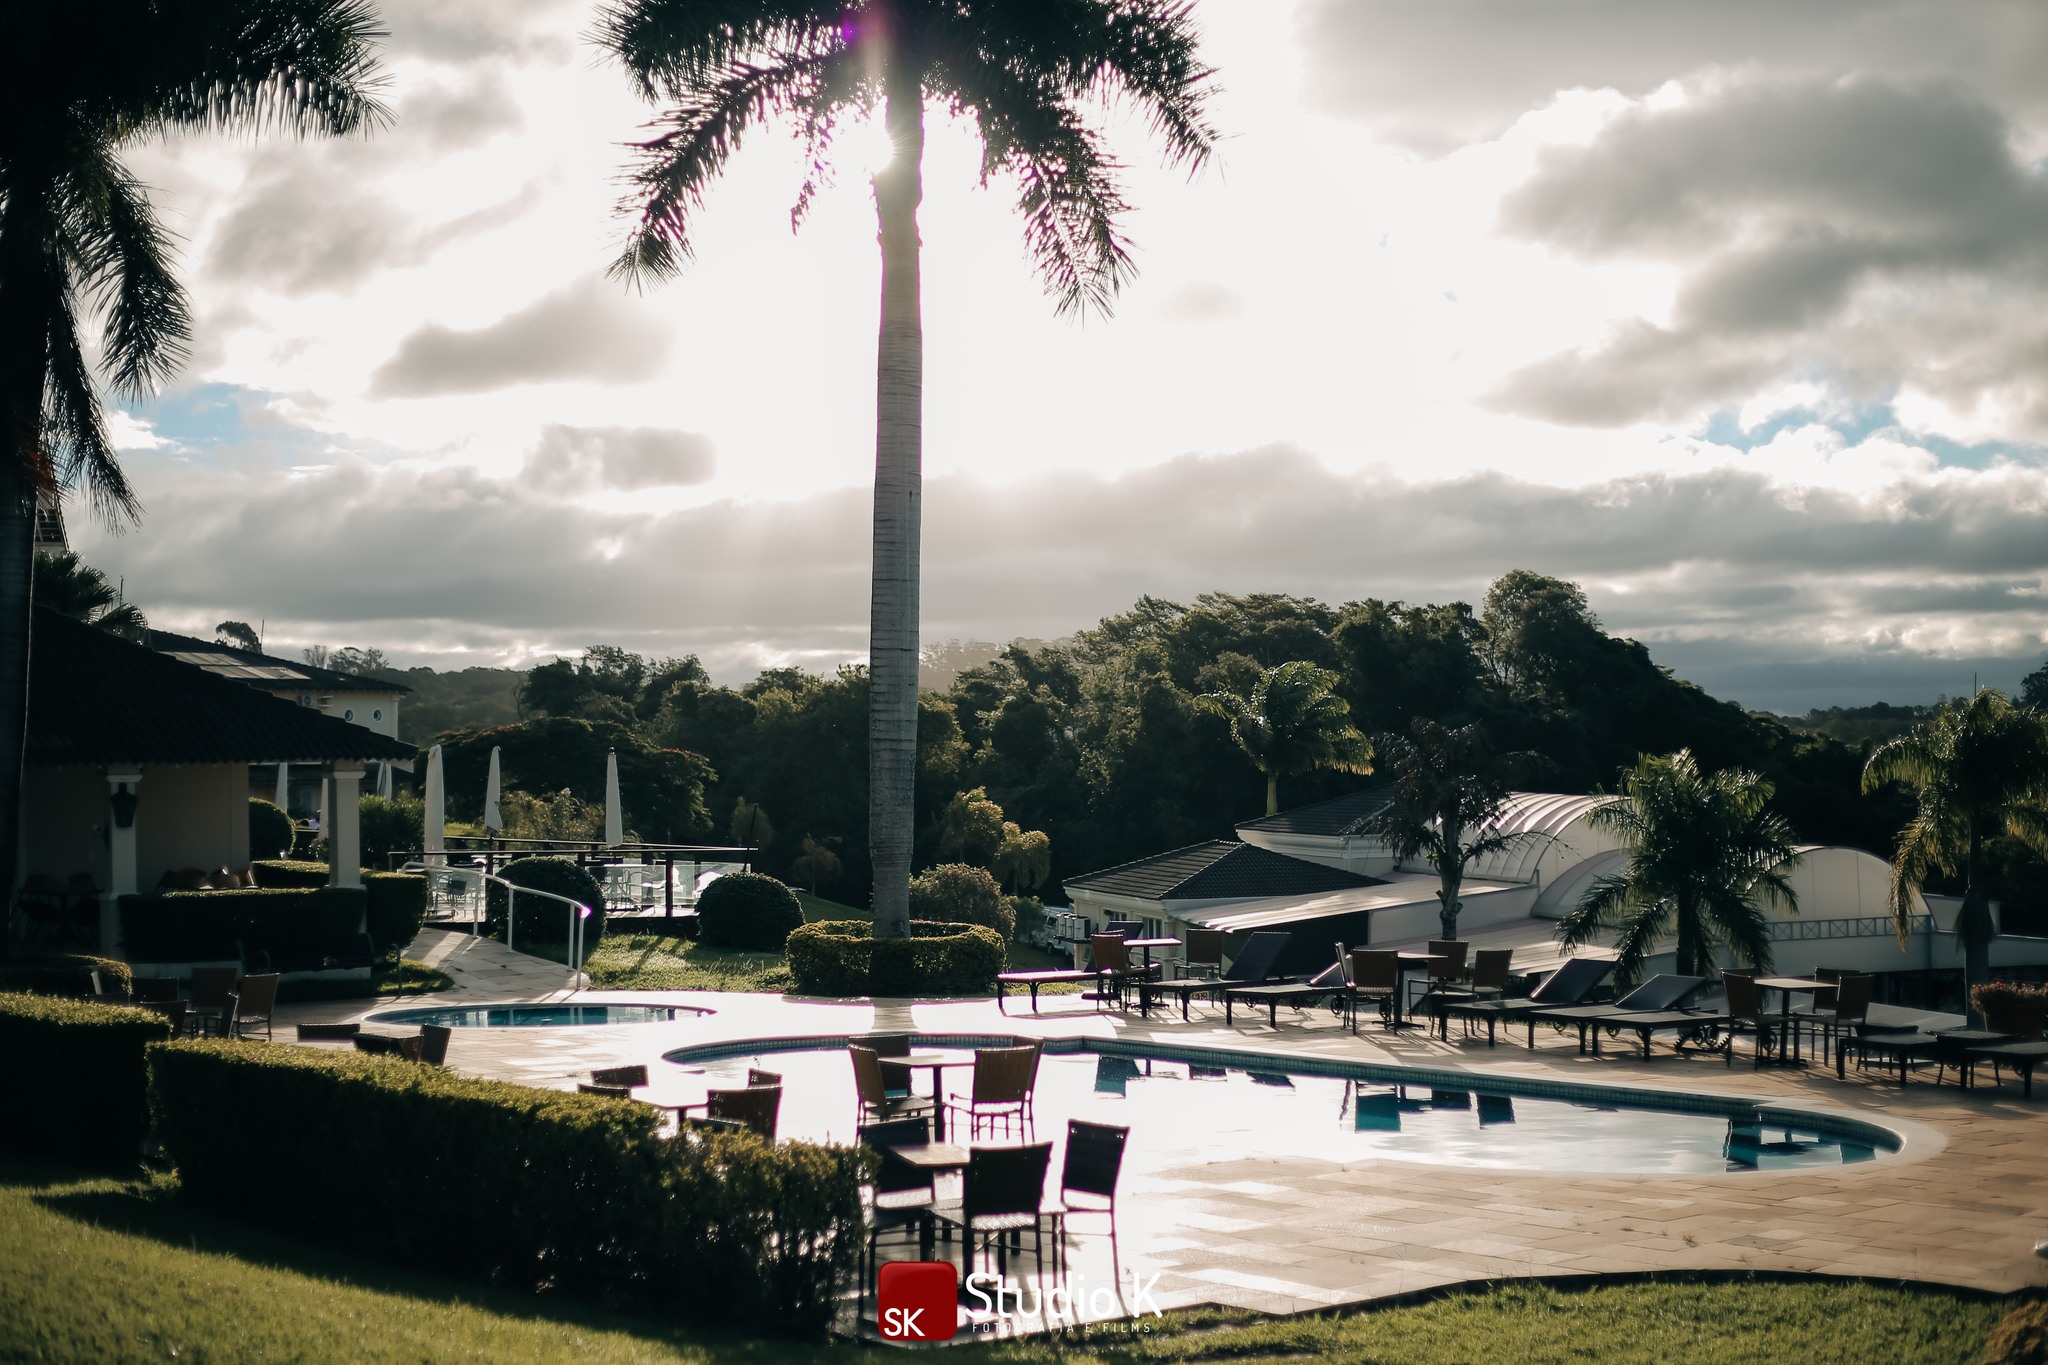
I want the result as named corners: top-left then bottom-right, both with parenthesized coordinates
top-left (1766, 914), bottom-right (1933, 942)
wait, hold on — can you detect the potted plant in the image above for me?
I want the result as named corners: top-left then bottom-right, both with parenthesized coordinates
top-left (1971, 981), bottom-right (2048, 1038)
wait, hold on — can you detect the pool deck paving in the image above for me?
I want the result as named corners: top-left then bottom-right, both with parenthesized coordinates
top-left (284, 929), bottom-right (2048, 1327)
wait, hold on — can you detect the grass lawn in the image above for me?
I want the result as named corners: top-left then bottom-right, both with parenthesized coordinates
top-left (581, 932), bottom-right (792, 992)
top-left (796, 891), bottom-right (868, 922)
top-left (276, 958), bottom-right (456, 1003)
top-left (0, 1157), bottom-right (2007, 1364)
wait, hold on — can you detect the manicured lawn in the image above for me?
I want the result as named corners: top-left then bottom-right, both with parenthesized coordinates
top-left (582, 932), bottom-right (792, 992)
top-left (0, 1157), bottom-right (2005, 1363)
top-left (796, 891), bottom-right (868, 922)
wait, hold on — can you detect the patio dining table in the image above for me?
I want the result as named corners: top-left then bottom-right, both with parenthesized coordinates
top-left (1752, 976), bottom-right (1831, 1066)
top-left (1387, 952), bottom-right (1448, 1032)
top-left (898, 1051), bottom-right (980, 1140)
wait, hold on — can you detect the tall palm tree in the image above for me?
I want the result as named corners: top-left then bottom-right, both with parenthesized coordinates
top-left (1368, 718), bottom-right (1539, 941)
top-left (1863, 690), bottom-right (2048, 1021)
top-left (1201, 660), bottom-right (1372, 816)
top-left (0, 0), bottom-right (385, 924)
top-left (596, 0), bottom-right (1217, 940)
top-left (1557, 750), bottom-right (1802, 990)
top-left (32, 549), bottom-right (147, 640)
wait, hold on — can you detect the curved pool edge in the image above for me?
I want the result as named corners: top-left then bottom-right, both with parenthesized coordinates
top-left (368, 1001), bottom-right (717, 1027)
top-left (659, 1029), bottom-right (1932, 1172)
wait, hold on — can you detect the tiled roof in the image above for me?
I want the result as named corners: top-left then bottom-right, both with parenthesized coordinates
top-left (147, 629), bottom-right (408, 695)
top-left (1066, 840), bottom-right (1383, 901)
top-left (29, 610), bottom-right (416, 766)
top-left (1235, 788), bottom-right (1395, 838)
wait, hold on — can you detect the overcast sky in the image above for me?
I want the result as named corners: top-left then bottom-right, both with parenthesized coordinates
top-left (74, 0), bottom-right (2048, 713)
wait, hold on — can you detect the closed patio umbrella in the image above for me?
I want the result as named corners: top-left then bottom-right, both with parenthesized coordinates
top-left (376, 761), bottom-right (393, 800)
top-left (604, 749), bottom-right (624, 847)
top-left (423, 743), bottom-right (446, 865)
top-left (273, 761), bottom-right (289, 814)
top-left (482, 746), bottom-right (503, 835)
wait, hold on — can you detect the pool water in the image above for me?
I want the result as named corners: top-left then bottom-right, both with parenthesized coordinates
top-left (371, 1004), bottom-right (709, 1028)
top-left (664, 1045), bottom-right (1897, 1175)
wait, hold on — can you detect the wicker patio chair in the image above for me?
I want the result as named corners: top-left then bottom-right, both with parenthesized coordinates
top-left (233, 973), bottom-right (279, 1040)
top-left (1050, 1120), bottom-right (1128, 1259)
top-left (852, 1046), bottom-right (934, 1125)
top-left (949, 1045), bottom-right (1039, 1139)
top-left (929, 1142), bottom-right (1058, 1280)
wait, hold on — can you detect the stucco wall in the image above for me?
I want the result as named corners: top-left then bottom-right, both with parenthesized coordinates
top-left (20, 766), bottom-right (110, 890)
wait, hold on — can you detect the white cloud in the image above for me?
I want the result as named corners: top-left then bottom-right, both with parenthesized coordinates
top-left (368, 275), bottom-right (674, 397)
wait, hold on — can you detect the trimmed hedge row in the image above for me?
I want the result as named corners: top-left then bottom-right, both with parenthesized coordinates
top-left (0, 993), bottom-right (172, 1164)
top-left (483, 856), bottom-right (608, 948)
top-left (120, 888), bottom-right (366, 964)
top-left (0, 952), bottom-right (132, 996)
top-left (697, 871), bottom-right (802, 951)
top-left (249, 861), bottom-right (428, 959)
top-left (784, 919), bottom-right (1006, 997)
top-left (149, 1041), bottom-right (866, 1334)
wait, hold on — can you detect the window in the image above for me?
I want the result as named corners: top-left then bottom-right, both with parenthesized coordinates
top-left (371, 708), bottom-right (383, 722)
top-left (343, 708), bottom-right (355, 722)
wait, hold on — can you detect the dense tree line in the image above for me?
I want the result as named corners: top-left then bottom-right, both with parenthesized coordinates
top-left (430, 570), bottom-right (1959, 907)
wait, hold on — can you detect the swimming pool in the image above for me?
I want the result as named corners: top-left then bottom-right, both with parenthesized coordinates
top-left (661, 1035), bottom-right (1903, 1175)
top-left (370, 1003), bottom-right (711, 1028)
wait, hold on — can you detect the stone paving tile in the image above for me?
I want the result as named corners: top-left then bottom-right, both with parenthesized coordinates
top-left (279, 928), bottom-right (2048, 1324)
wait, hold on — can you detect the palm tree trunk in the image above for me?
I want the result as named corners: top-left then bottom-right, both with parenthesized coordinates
top-left (1674, 898), bottom-right (1696, 978)
top-left (1960, 828), bottom-right (1993, 1026)
top-left (866, 62), bottom-right (925, 942)
top-left (1264, 771), bottom-right (1277, 816)
top-left (0, 189), bottom-right (49, 960)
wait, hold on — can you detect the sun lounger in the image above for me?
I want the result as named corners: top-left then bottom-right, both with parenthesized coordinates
top-left (1432, 957), bottom-right (1614, 1046)
top-left (1141, 932), bottom-right (1293, 1021)
top-left (1524, 975), bottom-right (1716, 1056)
top-left (997, 933), bottom-right (1149, 1014)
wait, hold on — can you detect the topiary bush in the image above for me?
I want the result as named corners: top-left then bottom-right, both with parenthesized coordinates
top-left (908, 863), bottom-right (1014, 939)
top-left (250, 859), bottom-right (331, 888)
top-left (248, 797), bottom-right (295, 860)
top-left (0, 993), bottom-right (172, 1165)
top-left (358, 794), bottom-right (425, 871)
top-left (0, 952), bottom-right (132, 997)
top-left (364, 872), bottom-right (429, 960)
top-left (698, 871), bottom-right (804, 951)
top-left (784, 919), bottom-right (1005, 997)
top-left (149, 1040), bottom-right (866, 1335)
top-left (120, 888), bottom-right (366, 966)
top-left (483, 856), bottom-right (607, 949)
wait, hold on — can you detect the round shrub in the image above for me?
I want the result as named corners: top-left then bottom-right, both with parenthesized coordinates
top-left (249, 798), bottom-right (294, 860)
top-left (365, 872), bottom-right (429, 961)
top-left (484, 857), bottom-right (608, 950)
top-left (784, 919), bottom-right (1005, 997)
top-left (698, 871), bottom-right (804, 951)
top-left (1985, 1297), bottom-right (2048, 1364)
top-left (359, 795), bottom-right (425, 871)
top-left (908, 863), bottom-right (1014, 939)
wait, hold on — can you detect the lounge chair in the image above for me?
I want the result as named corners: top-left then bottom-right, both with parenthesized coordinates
top-left (1223, 941), bottom-right (1354, 1027)
top-left (1524, 974), bottom-right (1712, 1055)
top-left (1143, 931), bottom-right (1293, 1021)
top-left (995, 932), bottom-right (1145, 1014)
top-left (1433, 957), bottom-right (1614, 1047)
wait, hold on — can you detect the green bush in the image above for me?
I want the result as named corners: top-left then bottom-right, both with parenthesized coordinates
top-left (148, 1040), bottom-right (866, 1334)
top-left (0, 952), bottom-right (132, 997)
top-left (1008, 895), bottom-right (1046, 942)
top-left (0, 993), bottom-right (172, 1165)
top-left (249, 859), bottom-right (330, 889)
top-left (908, 863), bottom-right (1014, 938)
top-left (364, 872), bottom-right (428, 960)
top-left (248, 797), bottom-right (295, 860)
top-left (784, 919), bottom-right (1005, 997)
top-left (483, 856), bottom-right (607, 949)
top-left (120, 888), bottom-right (366, 965)
top-left (698, 871), bottom-right (803, 951)
top-left (359, 794), bottom-right (425, 871)
top-left (1985, 1297), bottom-right (2048, 1364)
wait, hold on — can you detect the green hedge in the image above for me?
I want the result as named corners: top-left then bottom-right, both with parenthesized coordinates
top-left (0, 993), bottom-right (172, 1165)
top-left (0, 952), bottom-right (132, 997)
top-left (483, 857), bottom-right (608, 949)
top-left (784, 919), bottom-right (1005, 997)
top-left (148, 1041), bottom-right (866, 1334)
top-left (249, 797), bottom-right (295, 860)
top-left (698, 871), bottom-right (803, 951)
top-left (908, 863), bottom-right (1015, 939)
top-left (249, 862), bottom-right (427, 962)
top-left (120, 888), bottom-right (366, 964)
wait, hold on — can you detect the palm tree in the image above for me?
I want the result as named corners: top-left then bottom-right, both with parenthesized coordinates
top-left (1557, 750), bottom-right (1802, 990)
top-left (596, 1), bottom-right (1217, 940)
top-left (1368, 719), bottom-right (1538, 941)
top-left (0, 0), bottom-right (385, 923)
top-left (1201, 661), bottom-right (1372, 816)
top-left (993, 820), bottom-right (1050, 895)
top-left (1863, 690), bottom-right (2048, 1021)
top-left (31, 549), bottom-right (147, 640)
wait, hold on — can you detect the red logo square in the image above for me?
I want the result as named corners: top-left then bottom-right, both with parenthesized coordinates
top-left (878, 1260), bottom-right (958, 1341)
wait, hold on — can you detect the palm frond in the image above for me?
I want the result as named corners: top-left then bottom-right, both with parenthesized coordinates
top-left (137, 0), bottom-right (390, 138)
top-left (592, 0), bottom-right (839, 101)
top-left (1701, 885), bottom-right (1776, 976)
top-left (39, 271), bottom-right (140, 525)
top-left (58, 150), bottom-right (192, 399)
top-left (1604, 895), bottom-right (1670, 992)
top-left (1556, 873), bottom-right (1638, 948)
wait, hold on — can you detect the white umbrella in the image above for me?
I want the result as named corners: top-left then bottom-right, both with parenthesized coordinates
top-left (273, 761), bottom-right (289, 814)
top-left (423, 743), bottom-right (446, 865)
top-left (376, 761), bottom-right (393, 800)
top-left (482, 746), bottom-right (503, 834)
top-left (604, 749), bottom-right (624, 847)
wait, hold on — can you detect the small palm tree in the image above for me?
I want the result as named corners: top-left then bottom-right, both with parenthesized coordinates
top-left (993, 821), bottom-right (1050, 894)
top-left (1558, 750), bottom-right (1802, 989)
top-left (1201, 661), bottom-right (1373, 816)
top-left (596, 0), bottom-right (1217, 941)
top-left (32, 550), bottom-right (147, 641)
top-left (1368, 719), bottom-right (1539, 940)
top-left (0, 0), bottom-right (385, 920)
top-left (1863, 690), bottom-right (2048, 1020)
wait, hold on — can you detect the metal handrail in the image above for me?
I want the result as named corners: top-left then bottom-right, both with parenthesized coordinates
top-left (400, 862), bottom-right (593, 979)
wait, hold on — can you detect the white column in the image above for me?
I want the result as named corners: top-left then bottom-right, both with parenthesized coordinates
top-left (328, 762), bottom-right (363, 891)
top-left (104, 770), bottom-right (142, 960)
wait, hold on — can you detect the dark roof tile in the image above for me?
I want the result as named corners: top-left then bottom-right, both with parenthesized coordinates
top-left (1235, 789), bottom-right (1395, 837)
top-left (146, 629), bottom-right (408, 695)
